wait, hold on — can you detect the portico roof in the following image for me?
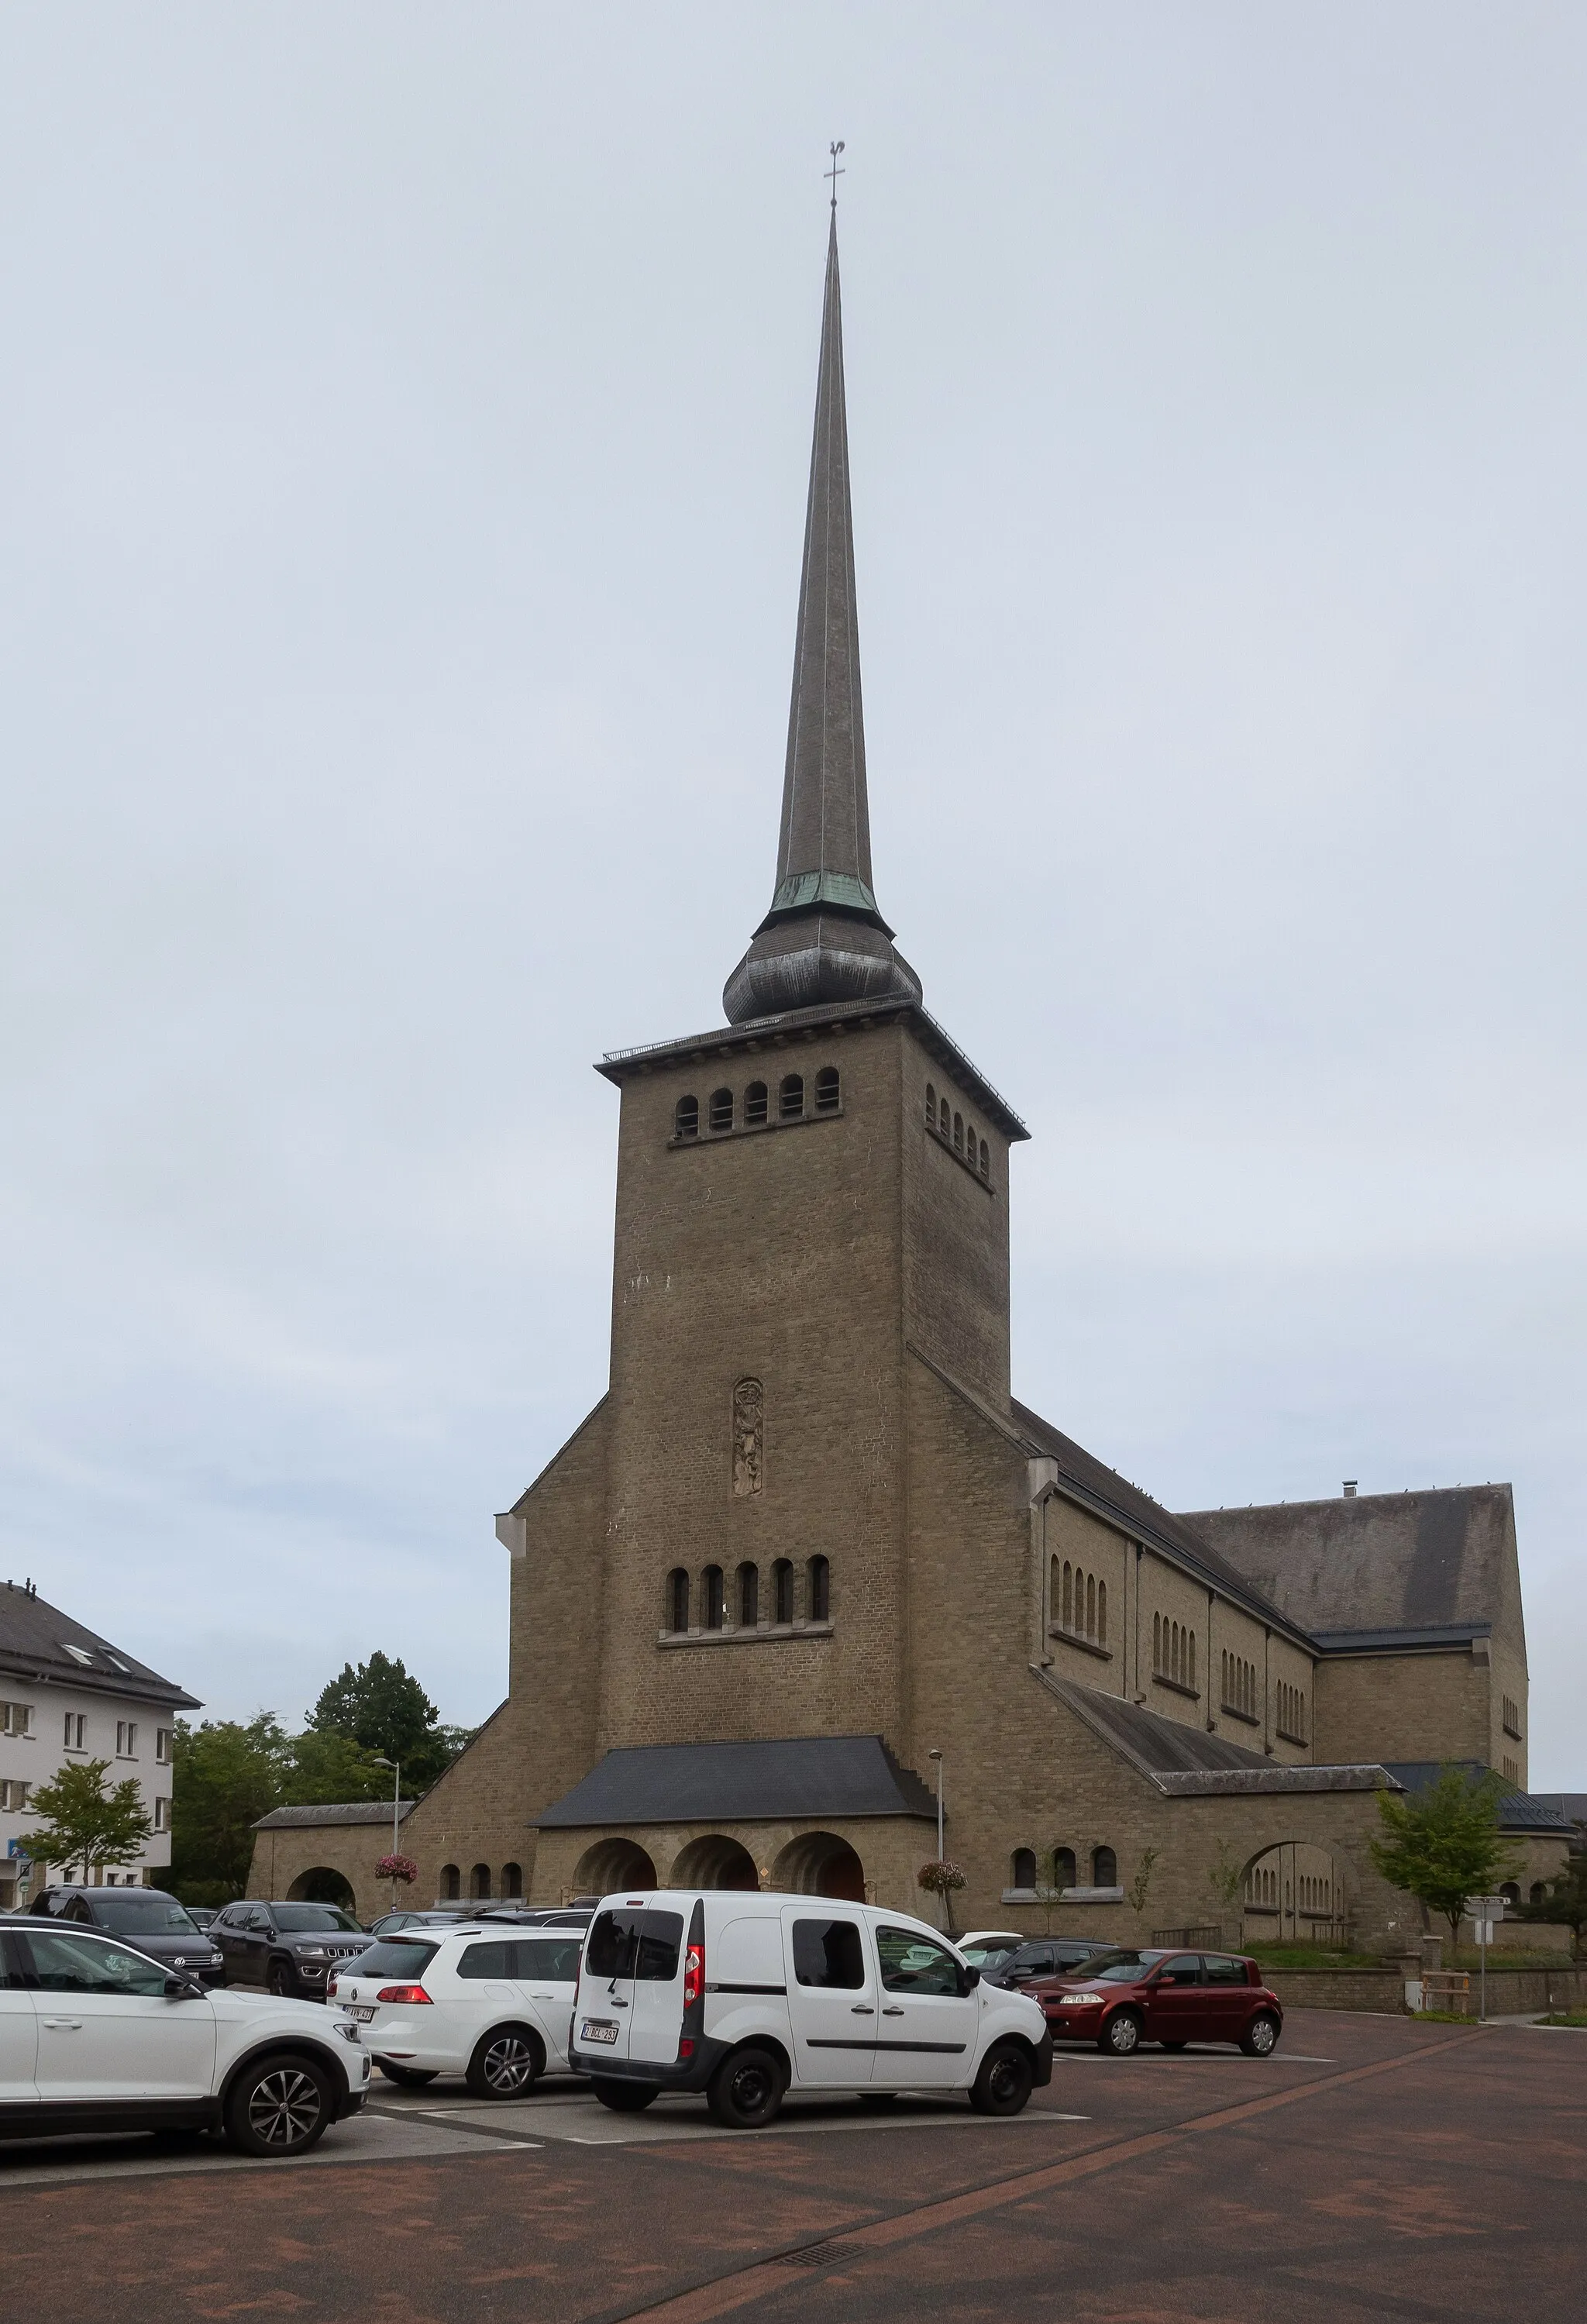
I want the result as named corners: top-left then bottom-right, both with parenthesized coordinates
top-left (534, 1735), bottom-right (936, 1829)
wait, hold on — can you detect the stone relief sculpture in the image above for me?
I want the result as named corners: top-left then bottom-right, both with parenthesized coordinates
top-left (732, 1376), bottom-right (764, 1497)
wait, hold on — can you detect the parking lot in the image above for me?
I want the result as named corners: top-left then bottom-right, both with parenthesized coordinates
top-left (2, 2011), bottom-right (1582, 2321)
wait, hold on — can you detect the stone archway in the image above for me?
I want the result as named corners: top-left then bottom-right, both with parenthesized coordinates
top-left (667, 1834), bottom-right (761, 1892)
top-left (573, 1837), bottom-right (658, 1895)
top-left (1241, 1842), bottom-right (1350, 1948)
top-left (286, 1866), bottom-right (356, 1909)
top-left (770, 1831), bottom-right (866, 1902)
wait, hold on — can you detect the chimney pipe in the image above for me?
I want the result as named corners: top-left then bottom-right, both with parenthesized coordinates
top-left (1342, 1481), bottom-right (1358, 1498)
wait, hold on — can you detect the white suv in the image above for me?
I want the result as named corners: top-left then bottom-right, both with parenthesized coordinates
top-left (0, 1916), bottom-right (370, 2156)
top-left (569, 1892), bottom-right (1053, 2128)
top-left (328, 1923), bottom-right (584, 2098)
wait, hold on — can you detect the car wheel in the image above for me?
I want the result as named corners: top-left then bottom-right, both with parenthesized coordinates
top-left (1100, 2009), bottom-right (1142, 2057)
top-left (1162, 2040), bottom-right (1188, 2052)
top-left (465, 2026), bottom-right (541, 2101)
top-left (969, 2041), bottom-right (1034, 2116)
top-left (266, 1962), bottom-right (293, 1999)
top-left (1240, 2012), bottom-right (1281, 2058)
top-left (706, 2045), bottom-right (787, 2129)
top-left (377, 2062), bottom-right (439, 2088)
top-left (222, 2054), bottom-right (334, 2157)
top-left (592, 2078), bottom-right (661, 2112)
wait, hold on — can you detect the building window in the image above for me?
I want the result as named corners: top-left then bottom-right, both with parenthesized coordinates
top-left (807, 1554), bottom-right (830, 1623)
top-left (709, 1086), bottom-right (734, 1133)
top-left (773, 1558), bottom-right (794, 1626)
top-left (501, 1862), bottom-right (523, 1899)
top-left (979, 1139), bottom-right (990, 1179)
top-left (1062, 1561), bottom-right (1072, 1628)
top-left (1053, 1847), bottom-right (1076, 1888)
top-left (442, 1864), bottom-right (461, 1900)
top-left (1502, 1754), bottom-right (1520, 1784)
top-left (745, 1079), bottom-right (769, 1126)
top-left (64, 1713), bottom-right (86, 1751)
top-left (925, 1083), bottom-right (937, 1130)
top-left (1092, 1846), bottom-right (1117, 1887)
top-left (155, 1727), bottom-right (171, 1765)
top-left (738, 1561), bottom-right (759, 1627)
top-left (115, 1722), bottom-right (138, 1758)
top-left (667, 1568), bottom-right (690, 1633)
top-left (152, 1796), bottom-right (169, 1832)
top-left (674, 1094), bottom-right (699, 1139)
top-left (1, 1703), bottom-right (33, 1739)
top-left (1502, 1696), bottom-right (1522, 1740)
top-left (814, 1066), bottom-right (840, 1113)
top-left (1499, 1882), bottom-right (1520, 1906)
top-left (779, 1073), bottom-right (804, 1121)
top-left (0, 1781), bottom-right (30, 1813)
top-left (1154, 1620), bottom-right (1197, 1694)
top-left (1530, 1882), bottom-right (1547, 1906)
top-left (952, 1110), bottom-right (963, 1152)
top-left (702, 1565), bottom-right (725, 1630)
top-left (471, 1863), bottom-right (491, 1901)
top-left (1011, 1847), bottom-right (1036, 1889)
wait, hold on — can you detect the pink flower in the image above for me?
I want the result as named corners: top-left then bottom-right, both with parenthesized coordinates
top-left (376, 1854), bottom-right (419, 1884)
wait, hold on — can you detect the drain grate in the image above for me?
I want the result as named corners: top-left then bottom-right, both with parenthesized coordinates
top-left (778, 2241), bottom-right (845, 2269)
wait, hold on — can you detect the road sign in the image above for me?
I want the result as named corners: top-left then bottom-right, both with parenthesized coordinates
top-left (1468, 1895), bottom-right (1507, 1918)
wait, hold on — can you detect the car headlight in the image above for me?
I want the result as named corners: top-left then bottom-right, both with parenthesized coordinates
top-left (1059, 1992), bottom-right (1105, 2006)
top-left (298, 1947), bottom-right (329, 1960)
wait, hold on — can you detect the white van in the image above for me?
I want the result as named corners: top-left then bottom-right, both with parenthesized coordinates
top-left (568, 1892), bottom-right (1052, 2128)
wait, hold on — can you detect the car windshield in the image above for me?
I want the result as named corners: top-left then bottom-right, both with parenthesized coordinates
top-left (1075, 1951), bottom-right (1167, 1983)
top-left (961, 1939), bottom-right (1021, 1964)
top-left (90, 1895), bottom-right (199, 1935)
top-left (270, 1907), bottom-right (363, 1933)
top-left (343, 1940), bottom-right (441, 1979)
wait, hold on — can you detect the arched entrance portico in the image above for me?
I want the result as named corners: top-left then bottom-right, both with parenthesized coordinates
top-left (573, 1837), bottom-right (658, 1895)
top-left (667, 1834), bottom-right (760, 1891)
top-left (287, 1867), bottom-right (356, 1909)
top-left (770, 1831), bottom-right (866, 1901)
top-left (1241, 1842), bottom-right (1349, 1948)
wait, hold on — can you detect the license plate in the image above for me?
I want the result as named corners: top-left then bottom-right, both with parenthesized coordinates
top-left (580, 2019), bottom-right (619, 2047)
top-left (344, 2005), bottom-right (377, 2023)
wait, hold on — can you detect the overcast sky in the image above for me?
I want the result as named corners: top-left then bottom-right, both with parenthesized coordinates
top-left (3, 5), bottom-right (1582, 1785)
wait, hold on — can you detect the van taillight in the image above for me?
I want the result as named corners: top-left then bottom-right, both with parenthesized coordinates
top-left (375, 1985), bottom-right (432, 2005)
top-left (683, 1942), bottom-right (704, 2009)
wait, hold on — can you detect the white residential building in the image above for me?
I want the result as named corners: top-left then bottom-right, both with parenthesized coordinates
top-left (0, 1577), bottom-right (200, 1906)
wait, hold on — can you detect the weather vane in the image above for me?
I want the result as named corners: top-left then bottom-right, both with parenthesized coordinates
top-left (825, 139), bottom-right (845, 211)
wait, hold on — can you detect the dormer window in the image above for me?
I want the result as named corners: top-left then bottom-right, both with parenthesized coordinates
top-left (675, 1095), bottom-right (699, 1140)
top-left (60, 1644), bottom-right (93, 1667)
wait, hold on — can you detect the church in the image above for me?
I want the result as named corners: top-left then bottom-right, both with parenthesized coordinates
top-left (255, 216), bottom-right (1570, 1945)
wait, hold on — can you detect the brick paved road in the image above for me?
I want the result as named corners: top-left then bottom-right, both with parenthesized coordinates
top-left (3, 2013), bottom-right (1582, 2322)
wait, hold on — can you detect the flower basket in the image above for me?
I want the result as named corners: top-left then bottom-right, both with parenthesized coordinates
top-left (376, 1854), bottom-right (419, 1885)
top-left (916, 1860), bottom-right (967, 1896)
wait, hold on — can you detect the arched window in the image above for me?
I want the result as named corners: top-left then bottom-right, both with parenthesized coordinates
top-left (674, 1094), bottom-right (699, 1139)
top-left (1189, 1630), bottom-right (1196, 1691)
top-left (1048, 1552), bottom-right (1059, 1625)
top-left (807, 1554), bottom-right (831, 1623)
top-left (939, 1102), bottom-right (952, 1142)
top-left (780, 1072), bottom-right (804, 1120)
top-left (925, 1084), bottom-right (937, 1129)
top-left (1530, 1882), bottom-right (1547, 1906)
top-left (979, 1138), bottom-right (990, 1179)
top-left (1086, 1574), bottom-right (1096, 1637)
top-left (667, 1567), bottom-right (690, 1632)
top-left (737, 1561), bottom-right (759, 1627)
top-left (745, 1079), bottom-right (769, 1126)
top-left (1092, 1846), bottom-right (1117, 1887)
top-left (501, 1862), bottom-right (522, 1899)
top-left (1054, 1847), bottom-right (1076, 1888)
top-left (773, 1558), bottom-right (794, 1625)
top-left (471, 1862), bottom-right (491, 1901)
top-left (1096, 1579), bottom-right (1107, 1645)
top-left (709, 1086), bottom-right (734, 1133)
top-left (814, 1066), bottom-right (840, 1113)
top-left (1153, 1612), bottom-right (1162, 1672)
top-left (1499, 1882), bottom-right (1520, 1906)
top-left (952, 1110), bottom-right (964, 1152)
top-left (1062, 1561), bottom-right (1073, 1629)
top-left (1012, 1847), bottom-right (1037, 1889)
top-left (441, 1863), bottom-right (460, 1901)
top-left (702, 1564), bottom-right (725, 1630)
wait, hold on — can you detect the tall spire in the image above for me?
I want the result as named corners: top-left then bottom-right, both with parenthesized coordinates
top-left (722, 202), bottom-right (921, 1025)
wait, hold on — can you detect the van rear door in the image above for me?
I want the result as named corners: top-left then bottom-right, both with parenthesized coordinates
top-left (780, 1909), bottom-right (877, 2087)
top-left (627, 1906), bottom-right (687, 2067)
top-left (578, 1907), bottom-right (638, 2062)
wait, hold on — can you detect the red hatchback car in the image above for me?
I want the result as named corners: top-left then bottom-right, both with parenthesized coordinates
top-left (1031, 1948), bottom-right (1283, 2057)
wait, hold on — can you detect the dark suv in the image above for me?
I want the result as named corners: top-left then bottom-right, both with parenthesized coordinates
top-left (212, 1899), bottom-right (374, 1998)
top-left (984, 1937), bottom-right (1121, 1988)
top-left (27, 1887), bottom-right (225, 1984)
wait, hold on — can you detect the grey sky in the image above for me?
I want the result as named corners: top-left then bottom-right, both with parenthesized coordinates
top-left (3, 6), bottom-right (1582, 1782)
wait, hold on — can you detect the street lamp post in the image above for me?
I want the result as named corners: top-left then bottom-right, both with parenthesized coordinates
top-left (928, 1749), bottom-right (945, 1929)
top-left (373, 1757), bottom-right (401, 1905)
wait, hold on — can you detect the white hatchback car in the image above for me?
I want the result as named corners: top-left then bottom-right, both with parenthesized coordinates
top-left (0, 1916), bottom-right (371, 2156)
top-left (328, 1923), bottom-right (584, 2098)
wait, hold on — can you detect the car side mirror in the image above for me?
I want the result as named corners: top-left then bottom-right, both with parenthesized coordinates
top-left (164, 1975), bottom-right (205, 2000)
top-left (959, 1964), bottom-right (981, 1995)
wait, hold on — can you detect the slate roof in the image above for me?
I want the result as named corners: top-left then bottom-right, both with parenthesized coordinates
top-left (1039, 1672), bottom-right (1394, 1799)
top-left (1180, 1487), bottom-right (1515, 1638)
top-left (534, 1737), bottom-right (936, 1829)
top-left (1011, 1401), bottom-right (1306, 1642)
top-left (1379, 1765), bottom-right (1574, 1837)
top-left (1530, 1794), bottom-right (1587, 1837)
top-left (0, 1582), bottom-right (198, 1709)
top-left (252, 1801), bottom-right (415, 1830)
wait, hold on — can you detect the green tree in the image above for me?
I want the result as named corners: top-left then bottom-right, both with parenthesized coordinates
top-left (1517, 1854), bottom-right (1587, 1960)
top-left (19, 1758), bottom-right (152, 1883)
top-left (1369, 1764), bottom-right (1522, 1947)
top-left (307, 1651), bottom-right (469, 1789)
top-left (169, 1715), bottom-right (288, 1902)
top-left (280, 1726), bottom-right (392, 1808)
